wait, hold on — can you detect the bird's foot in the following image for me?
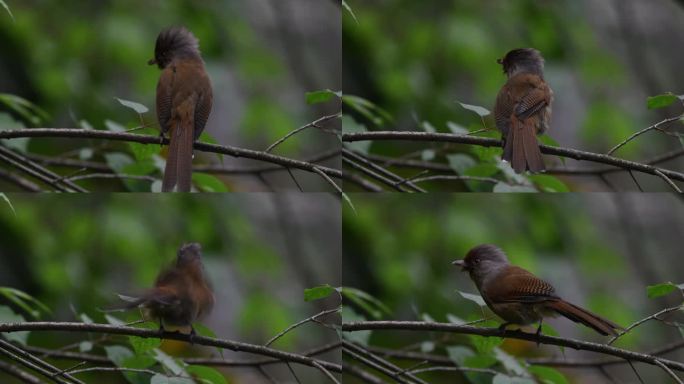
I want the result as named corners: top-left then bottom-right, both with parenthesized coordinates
top-left (535, 322), bottom-right (544, 347)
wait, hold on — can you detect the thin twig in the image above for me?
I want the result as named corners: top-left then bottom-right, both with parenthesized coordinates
top-left (608, 306), bottom-right (683, 345)
top-left (265, 307), bottom-right (340, 347)
top-left (654, 169), bottom-right (683, 192)
top-left (655, 359), bottom-right (684, 384)
top-left (265, 112), bottom-right (341, 153)
top-left (607, 114), bottom-right (683, 155)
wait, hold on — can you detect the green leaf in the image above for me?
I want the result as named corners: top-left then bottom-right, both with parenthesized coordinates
top-left (0, 306), bottom-right (29, 345)
top-left (421, 149), bottom-right (435, 161)
top-left (0, 287), bottom-right (51, 318)
top-left (469, 334), bottom-right (503, 355)
top-left (446, 345), bottom-right (474, 365)
top-left (304, 284), bottom-right (337, 302)
top-left (186, 366), bottom-right (228, 384)
top-left (193, 323), bottom-right (224, 359)
top-left (115, 97), bottom-right (149, 114)
top-left (538, 134), bottom-right (560, 148)
top-left (105, 314), bottom-right (126, 326)
top-left (305, 89), bottom-right (341, 105)
top-left (0, 113), bottom-right (29, 152)
top-left (447, 121), bottom-right (469, 134)
top-left (342, 116), bottom-right (371, 154)
top-left (341, 307), bottom-right (371, 346)
top-left (154, 349), bottom-right (185, 376)
top-left (447, 154), bottom-right (476, 174)
top-left (421, 121), bottom-right (437, 133)
top-left (79, 341), bottom-right (93, 352)
top-left (528, 366), bottom-right (569, 384)
top-left (122, 355), bottom-right (158, 384)
top-left (493, 374), bottom-right (536, 384)
top-left (128, 142), bottom-right (158, 162)
top-left (342, 95), bottom-right (393, 126)
top-left (457, 101), bottom-right (491, 117)
top-left (647, 93), bottom-right (679, 110)
top-left (104, 153), bottom-right (134, 173)
top-left (342, 0), bottom-right (358, 23)
top-left (0, 0), bottom-right (14, 21)
top-left (129, 322), bottom-right (161, 355)
top-left (420, 341), bottom-right (435, 353)
top-left (0, 93), bottom-right (48, 125)
top-left (150, 374), bottom-right (194, 384)
top-left (464, 353), bottom-right (498, 368)
top-left (105, 119), bottom-right (127, 132)
top-left (494, 348), bottom-right (527, 376)
top-left (198, 132), bottom-right (224, 164)
top-left (105, 345), bottom-right (134, 366)
top-left (493, 182), bottom-right (537, 193)
top-left (446, 313), bottom-right (466, 325)
top-left (528, 175), bottom-right (569, 193)
top-left (192, 173), bottom-right (229, 192)
top-left (0, 194), bottom-right (15, 216)
top-left (458, 290), bottom-right (486, 307)
top-left (341, 287), bottom-right (391, 319)
top-left (646, 282), bottom-right (678, 299)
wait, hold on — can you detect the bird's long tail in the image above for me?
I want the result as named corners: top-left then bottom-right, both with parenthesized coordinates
top-left (547, 299), bottom-right (623, 336)
top-left (162, 102), bottom-right (195, 192)
top-left (503, 115), bottom-right (544, 174)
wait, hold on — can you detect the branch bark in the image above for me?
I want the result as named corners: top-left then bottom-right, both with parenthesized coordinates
top-left (0, 129), bottom-right (342, 182)
top-left (342, 321), bottom-right (684, 372)
top-left (0, 322), bottom-right (341, 373)
top-left (342, 131), bottom-right (684, 184)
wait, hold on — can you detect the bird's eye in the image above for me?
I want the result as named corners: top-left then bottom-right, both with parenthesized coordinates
top-left (473, 259), bottom-right (480, 264)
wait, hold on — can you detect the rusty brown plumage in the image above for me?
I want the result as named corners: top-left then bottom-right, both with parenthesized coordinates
top-left (150, 26), bottom-right (213, 192)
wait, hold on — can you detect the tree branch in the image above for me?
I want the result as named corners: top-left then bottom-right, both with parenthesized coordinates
top-left (0, 129), bottom-right (342, 186)
top-left (342, 321), bottom-right (684, 372)
top-left (0, 322), bottom-right (341, 374)
top-left (342, 131), bottom-right (684, 184)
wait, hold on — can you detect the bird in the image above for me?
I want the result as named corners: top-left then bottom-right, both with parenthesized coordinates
top-left (149, 26), bottom-right (213, 192)
top-left (117, 242), bottom-right (214, 336)
top-left (494, 48), bottom-right (553, 174)
top-left (452, 244), bottom-right (622, 336)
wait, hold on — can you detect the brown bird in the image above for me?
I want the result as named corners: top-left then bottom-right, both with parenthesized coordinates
top-left (149, 26), bottom-right (213, 192)
top-left (120, 243), bottom-right (214, 335)
top-left (494, 48), bottom-right (553, 174)
top-left (453, 244), bottom-right (622, 336)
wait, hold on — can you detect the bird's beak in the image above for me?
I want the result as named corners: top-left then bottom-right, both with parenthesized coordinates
top-left (147, 58), bottom-right (157, 65)
top-left (496, 58), bottom-right (503, 64)
top-left (452, 259), bottom-right (466, 271)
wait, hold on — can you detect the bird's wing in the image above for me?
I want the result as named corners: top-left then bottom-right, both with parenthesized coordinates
top-left (486, 265), bottom-right (558, 304)
top-left (510, 74), bottom-right (550, 120)
top-left (156, 66), bottom-right (175, 134)
top-left (193, 64), bottom-right (213, 141)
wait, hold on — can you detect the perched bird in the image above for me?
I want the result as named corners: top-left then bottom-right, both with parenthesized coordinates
top-left (453, 244), bottom-right (622, 336)
top-left (494, 48), bottom-right (553, 174)
top-left (149, 26), bottom-right (213, 192)
top-left (119, 243), bottom-right (214, 336)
